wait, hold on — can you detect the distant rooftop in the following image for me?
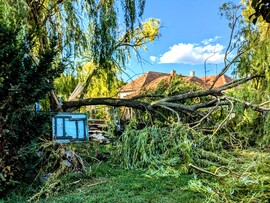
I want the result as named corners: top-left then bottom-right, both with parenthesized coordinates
top-left (119, 70), bottom-right (232, 98)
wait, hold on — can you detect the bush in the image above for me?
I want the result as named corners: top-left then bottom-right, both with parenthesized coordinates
top-left (0, 13), bottom-right (63, 196)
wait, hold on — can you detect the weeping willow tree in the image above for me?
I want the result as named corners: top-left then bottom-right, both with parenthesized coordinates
top-left (54, 17), bottom-right (160, 105)
top-left (1, 0), bottom-right (157, 109)
top-left (2, 0), bottom-right (148, 55)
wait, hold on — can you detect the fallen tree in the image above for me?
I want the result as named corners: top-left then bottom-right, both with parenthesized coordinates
top-left (60, 2), bottom-right (266, 123)
top-left (62, 74), bottom-right (264, 115)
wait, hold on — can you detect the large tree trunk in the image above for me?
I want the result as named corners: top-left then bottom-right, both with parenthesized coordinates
top-left (63, 97), bottom-right (154, 112)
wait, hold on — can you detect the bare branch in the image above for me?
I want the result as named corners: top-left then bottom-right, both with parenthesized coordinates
top-left (224, 95), bottom-right (270, 112)
top-left (152, 89), bottom-right (222, 104)
top-left (191, 103), bottom-right (220, 129)
top-left (210, 4), bottom-right (243, 89)
top-left (152, 101), bottom-right (195, 112)
top-left (63, 74), bottom-right (259, 115)
top-left (209, 50), bottom-right (244, 90)
top-left (212, 98), bottom-right (234, 135)
top-left (216, 74), bottom-right (262, 91)
top-left (189, 164), bottom-right (221, 177)
top-left (156, 104), bottom-right (181, 123)
top-left (259, 100), bottom-right (270, 107)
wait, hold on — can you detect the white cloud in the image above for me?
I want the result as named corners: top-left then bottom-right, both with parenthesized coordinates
top-left (158, 41), bottom-right (225, 65)
top-left (201, 36), bottom-right (221, 45)
top-left (150, 56), bottom-right (157, 63)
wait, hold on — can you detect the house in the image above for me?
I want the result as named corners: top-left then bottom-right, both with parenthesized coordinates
top-left (203, 74), bottom-right (232, 88)
top-left (118, 71), bottom-right (168, 98)
top-left (119, 70), bottom-right (232, 99)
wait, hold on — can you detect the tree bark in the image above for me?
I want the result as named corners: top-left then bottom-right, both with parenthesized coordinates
top-left (62, 97), bottom-right (154, 112)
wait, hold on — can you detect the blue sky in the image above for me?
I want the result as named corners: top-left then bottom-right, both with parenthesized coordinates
top-left (122, 0), bottom-right (240, 81)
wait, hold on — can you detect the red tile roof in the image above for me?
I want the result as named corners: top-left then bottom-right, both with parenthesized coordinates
top-left (119, 71), bottom-right (232, 98)
top-left (120, 71), bottom-right (168, 92)
top-left (143, 75), bottom-right (171, 90)
top-left (202, 75), bottom-right (232, 88)
top-left (185, 76), bottom-right (208, 88)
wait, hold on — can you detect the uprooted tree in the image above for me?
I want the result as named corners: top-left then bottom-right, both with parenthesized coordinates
top-left (60, 2), bottom-right (270, 130)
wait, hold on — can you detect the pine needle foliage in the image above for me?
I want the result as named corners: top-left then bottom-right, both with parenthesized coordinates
top-left (0, 6), bottom-right (63, 196)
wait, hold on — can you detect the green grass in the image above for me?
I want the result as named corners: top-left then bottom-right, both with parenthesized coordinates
top-left (2, 141), bottom-right (204, 203)
top-left (44, 163), bottom-right (204, 203)
top-left (3, 163), bottom-right (204, 203)
top-left (3, 135), bottom-right (270, 202)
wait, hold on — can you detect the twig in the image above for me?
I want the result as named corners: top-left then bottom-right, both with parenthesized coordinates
top-left (189, 164), bottom-right (220, 177)
top-left (0, 97), bottom-right (11, 110)
top-left (214, 166), bottom-right (240, 177)
top-left (189, 164), bottom-right (232, 178)
top-left (259, 99), bottom-right (270, 107)
top-left (191, 98), bottom-right (220, 128)
top-left (213, 97), bottom-right (234, 136)
top-left (156, 104), bottom-right (181, 122)
top-left (66, 180), bottom-right (81, 186)
top-left (225, 95), bottom-right (270, 112)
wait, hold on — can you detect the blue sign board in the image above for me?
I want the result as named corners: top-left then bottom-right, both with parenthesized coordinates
top-left (52, 113), bottom-right (89, 143)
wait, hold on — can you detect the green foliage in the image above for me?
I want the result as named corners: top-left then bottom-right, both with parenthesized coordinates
top-left (224, 84), bottom-right (270, 148)
top-left (54, 18), bottom-right (160, 103)
top-left (115, 18), bottom-right (160, 65)
top-left (4, 143), bottom-right (204, 202)
top-left (113, 122), bottom-right (199, 177)
top-left (0, 8), bottom-right (63, 195)
top-left (5, 164), bottom-right (203, 203)
top-left (54, 72), bottom-right (79, 101)
top-left (110, 115), bottom-right (270, 202)
top-left (217, 1), bottom-right (270, 149)
top-left (77, 62), bottom-right (124, 98)
top-left (28, 141), bottom-right (87, 202)
top-left (237, 2), bottom-right (270, 95)
top-left (186, 150), bottom-right (270, 202)
top-left (141, 75), bottom-right (203, 97)
top-left (2, 0), bottom-right (157, 102)
top-left (132, 75), bottom-right (208, 125)
top-left (0, 0), bottom-right (160, 200)
top-left (2, 0), bottom-right (147, 57)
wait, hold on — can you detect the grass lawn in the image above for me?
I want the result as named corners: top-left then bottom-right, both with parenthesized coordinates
top-left (2, 141), bottom-right (204, 203)
top-left (44, 163), bottom-right (204, 203)
top-left (3, 142), bottom-right (270, 202)
top-left (4, 163), bottom-right (204, 203)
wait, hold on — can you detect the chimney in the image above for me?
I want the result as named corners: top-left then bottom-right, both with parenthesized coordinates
top-left (190, 71), bottom-right (195, 77)
top-left (170, 70), bottom-right (176, 77)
